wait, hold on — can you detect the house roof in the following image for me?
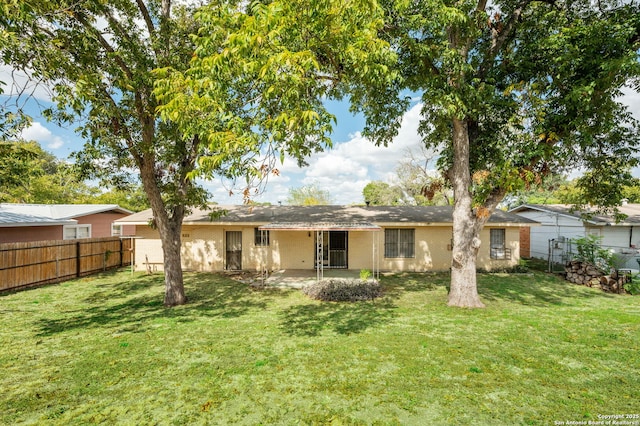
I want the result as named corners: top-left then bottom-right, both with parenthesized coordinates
top-left (0, 203), bottom-right (133, 227)
top-left (509, 204), bottom-right (640, 226)
top-left (117, 204), bottom-right (537, 227)
top-left (259, 222), bottom-right (381, 231)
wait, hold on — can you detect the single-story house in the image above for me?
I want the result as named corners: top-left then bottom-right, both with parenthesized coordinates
top-left (0, 203), bottom-right (134, 243)
top-left (509, 203), bottom-right (640, 268)
top-left (117, 205), bottom-right (536, 273)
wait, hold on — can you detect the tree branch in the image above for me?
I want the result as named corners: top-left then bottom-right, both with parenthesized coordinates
top-left (98, 86), bottom-right (143, 165)
top-left (135, 0), bottom-right (158, 45)
top-left (71, 11), bottom-right (135, 81)
top-left (478, 0), bottom-right (532, 79)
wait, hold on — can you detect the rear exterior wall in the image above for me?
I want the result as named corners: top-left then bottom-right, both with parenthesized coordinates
top-left (132, 224), bottom-right (521, 273)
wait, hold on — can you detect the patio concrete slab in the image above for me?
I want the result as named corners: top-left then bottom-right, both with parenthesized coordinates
top-left (264, 269), bottom-right (362, 288)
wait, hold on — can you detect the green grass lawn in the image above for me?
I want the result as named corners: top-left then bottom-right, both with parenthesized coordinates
top-left (1, 268), bottom-right (638, 425)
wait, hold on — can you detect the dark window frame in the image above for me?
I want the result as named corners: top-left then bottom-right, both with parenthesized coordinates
top-left (489, 228), bottom-right (511, 260)
top-left (384, 228), bottom-right (415, 258)
top-left (254, 228), bottom-right (270, 246)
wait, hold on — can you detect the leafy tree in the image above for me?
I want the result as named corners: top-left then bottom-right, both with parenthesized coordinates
top-left (82, 186), bottom-right (150, 212)
top-left (0, 140), bottom-right (41, 199)
top-left (395, 146), bottom-right (452, 206)
top-left (0, 0), bottom-right (255, 306)
top-left (622, 182), bottom-right (640, 203)
top-left (364, 147), bottom-right (451, 206)
top-left (357, 0), bottom-right (640, 307)
top-left (287, 184), bottom-right (333, 205)
top-left (363, 181), bottom-right (404, 205)
top-left (508, 174), bottom-right (640, 207)
top-left (0, 140), bottom-right (92, 202)
top-left (155, 0), bottom-right (400, 204)
top-left (504, 174), bottom-right (569, 207)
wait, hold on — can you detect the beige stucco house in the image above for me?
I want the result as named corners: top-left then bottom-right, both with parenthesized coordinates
top-left (117, 205), bottom-right (536, 274)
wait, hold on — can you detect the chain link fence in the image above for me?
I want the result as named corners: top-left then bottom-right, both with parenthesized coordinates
top-left (547, 237), bottom-right (640, 273)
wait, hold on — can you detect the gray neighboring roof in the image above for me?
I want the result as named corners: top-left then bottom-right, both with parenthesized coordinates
top-left (118, 204), bottom-right (537, 227)
top-left (509, 204), bottom-right (640, 225)
top-left (0, 203), bottom-right (133, 227)
top-left (0, 211), bottom-right (77, 227)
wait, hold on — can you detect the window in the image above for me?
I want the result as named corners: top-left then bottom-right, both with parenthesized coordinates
top-left (111, 224), bottom-right (122, 236)
top-left (63, 225), bottom-right (91, 240)
top-left (490, 228), bottom-right (511, 260)
top-left (385, 228), bottom-right (415, 258)
top-left (254, 228), bottom-right (270, 246)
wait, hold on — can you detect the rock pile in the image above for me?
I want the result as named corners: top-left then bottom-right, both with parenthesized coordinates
top-left (564, 260), bottom-right (629, 294)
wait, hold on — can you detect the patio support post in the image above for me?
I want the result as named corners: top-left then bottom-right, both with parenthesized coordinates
top-left (316, 230), bottom-right (323, 282)
top-left (261, 229), bottom-right (268, 285)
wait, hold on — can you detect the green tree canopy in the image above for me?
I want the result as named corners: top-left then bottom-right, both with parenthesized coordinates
top-left (2, 0), bottom-right (347, 305)
top-left (363, 181), bottom-right (404, 205)
top-left (0, 139), bottom-right (150, 210)
top-left (360, 0), bottom-right (640, 307)
top-left (287, 184), bottom-right (333, 205)
top-left (0, 140), bottom-right (91, 203)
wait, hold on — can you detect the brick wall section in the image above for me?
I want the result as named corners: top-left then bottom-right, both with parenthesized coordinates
top-left (519, 226), bottom-right (531, 258)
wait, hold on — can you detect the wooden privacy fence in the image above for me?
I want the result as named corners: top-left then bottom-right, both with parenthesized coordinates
top-left (0, 237), bottom-right (132, 292)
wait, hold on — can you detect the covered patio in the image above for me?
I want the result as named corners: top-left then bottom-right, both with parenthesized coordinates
top-left (258, 221), bottom-right (381, 283)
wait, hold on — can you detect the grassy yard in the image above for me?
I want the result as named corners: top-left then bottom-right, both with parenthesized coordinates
top-left (1, 268), bottom-right (638, 425)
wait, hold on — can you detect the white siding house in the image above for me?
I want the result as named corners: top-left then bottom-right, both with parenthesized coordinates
top-left (510, 204), bottom-right (640, 269)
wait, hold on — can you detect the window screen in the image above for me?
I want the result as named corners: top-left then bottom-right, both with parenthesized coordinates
top-left (254, 228), bottom-right (270, 246)
top-left (384, 228), bottom-right (415, 258)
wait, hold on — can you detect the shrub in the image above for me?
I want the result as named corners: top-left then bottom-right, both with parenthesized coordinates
top-left (573, 235), bottom-right (614, 273)
top-left (359, 269), bottom-right (372, 280)
top-left (302, 279), bottom-right (382, 302)
top-left (624, 278), bottom-right (640, 295)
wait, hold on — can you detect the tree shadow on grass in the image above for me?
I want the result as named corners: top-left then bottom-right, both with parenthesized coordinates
top-left (277, 272), bottom-right (452, 337)
top-left (35, 272), bottom-right (291, 337)
top-left (477, 272), bottom-right (617, 307)
top-left (279, 298), bottom-right (398, 337)
top-left (380, 272), bottom-right (449, 297)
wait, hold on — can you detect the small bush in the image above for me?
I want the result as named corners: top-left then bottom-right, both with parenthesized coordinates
top-left (624, 278), bottom-right (640, 295)
top-left (302, 279), bottom-right (382, 302)
top-left (359, 269), bottom-right (372, 280)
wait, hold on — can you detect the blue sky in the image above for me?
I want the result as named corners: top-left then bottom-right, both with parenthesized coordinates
top-left (3, 64), bottom-right (640, 206)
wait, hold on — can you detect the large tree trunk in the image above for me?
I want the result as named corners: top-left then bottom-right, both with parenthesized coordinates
top-left (139, 156), bottom-right (188, 307)
top-left (158, 217), bottom-right (187, 306)
top-left (448, 118), bottom-right (485, 308)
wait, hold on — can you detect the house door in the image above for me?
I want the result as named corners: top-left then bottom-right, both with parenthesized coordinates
top-left (316, 231), bottom-right (348, 269)
top-left (226, 231), bottom-right (242, 270)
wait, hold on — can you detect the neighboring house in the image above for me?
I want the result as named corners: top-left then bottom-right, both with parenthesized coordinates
top-left (117, 205), bottom-right (536, 273)
top-left (0, 204), bottom-right (134, 243)
top-left (509, 203), bottom-right (640, 268)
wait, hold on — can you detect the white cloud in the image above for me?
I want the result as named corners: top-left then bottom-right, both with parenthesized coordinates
top-left (0, 65), bottom-right (53, 102)
top-left (620, 86), bottom-right (640, 120)
top-left (20, 122), bottom-right (65, 150)
top-left (227, 103), bottom-right (427, 205)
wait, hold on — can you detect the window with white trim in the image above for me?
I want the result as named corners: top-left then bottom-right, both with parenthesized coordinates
top-left (384, 228), bottom-right (415, 258)
top-left (63, 224), bottom-right (91, 240)
top-left (111, 224), bottom-right (123, 236)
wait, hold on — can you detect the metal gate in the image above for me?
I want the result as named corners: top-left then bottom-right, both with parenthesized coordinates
top-left (316, 231), bottom-right (347, 269)
top-left (548, 237), bottom-right (640, 273)
top-left (548, 237), bottom-right (572, 273)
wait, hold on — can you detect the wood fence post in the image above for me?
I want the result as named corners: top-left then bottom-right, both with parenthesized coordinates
top-left (76, 241), bottom-right (81, 278)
